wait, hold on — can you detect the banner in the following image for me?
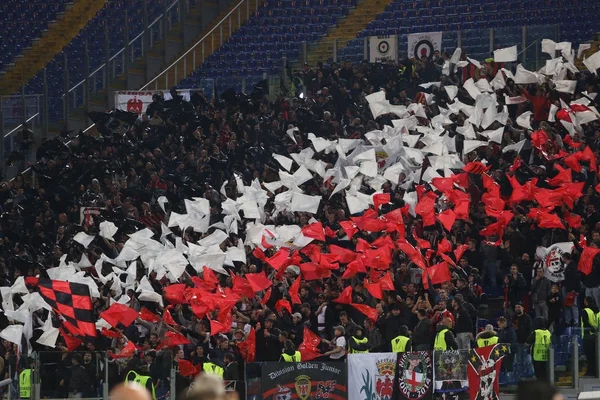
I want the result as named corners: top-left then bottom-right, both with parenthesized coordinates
top-left (114, 90), bottom-right (192, 115)
top-left (369, 36), bottom-right (398, 63)
top-left (396, 351), bottom-right (434, 400)
top-left (467, 344), bottom-right (509, 400)
top-left (407, 32), bottom-right (443, 60)
top-left (79, 207), bottom-right (104, 228)
top-left (261, 362), bottom-right (347, 400)
top-left (539, 242), bottom-right (574, 282)
top-left (433, 350), bottom-right (468, 394)
top-left (348, 353), bottom-right (396, 400)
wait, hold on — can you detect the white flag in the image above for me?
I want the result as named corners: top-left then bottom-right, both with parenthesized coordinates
top-left (348, 353), bottom-right (398, 400)
top-left (539, 242), bottom-right (574, 282)
top-left (494, 45), bottom-right (518, 62)
top-left (583, 50), bottom-right (600, 75)
top-left (516, 111), bottom-right (533, 130)
top-left (554, 80), bottom-right (577, 94)
top-left (463, 140), bottom-right (488, 156)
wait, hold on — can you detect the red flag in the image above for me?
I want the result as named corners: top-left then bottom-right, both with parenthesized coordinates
top-left (531, 129), bottom-right (549, 149)
top-left (301, 222), bottom-right (325, 241)
top-left (290, 276), bottom-right (302, 304)
top-left (412, 228), bottom-right (431, 249)
top-left (25, 277), bottom-right (39, 287)
top-left (350, 303), bottom-right (380, 322)
top-left (261, 288), bottom-right (272, 305)
top-left (163, 308), bottom-right (177, 326)
top-left (579, 146), bottom-right (598, 172)
top-left (111, 340), bottom-right (136, 359)
top-left (61, 329), bottom-right (83, 351)
top-left (547, 167), bottom-right (572, 187)
top-left (437, 237), bottom-right (453, 254)
top-left (139, 307), bottom-right (160, 323)
top-left (364, 280), bottom-right (383, 300)
top-left (556, 108), bottom-right (572, 123)
top-left (396, 241), bottom-right (426, 269)
top-left (100, 329), bottom-right (122, 339)
top-left (379, 272), bottom-right (395, 291)
top-left (537, 212), bottom-right (565, 230)
top-left (373, 193), bottom-right (391, 210)
top-left (298, 327), bottom-right (321, 361)
top-left (252, 247), bottom-right (266, 261)
top-left (463, 161), bottom-right (491, 174)
top-left (578, 246), bottom-right (600, 275)
top-left (261, 235), bottom-right (274, 249)
top-left (159, 331), bottom-right (190, 349)
top-left (246, 271), bottom-right (273, 293)
top-left (564, 211), bottom-right (582, 228)
top-left (100, 303), bottom-right (139, 328)
top-left (299, 263), bottom-right (332, 280)
top-left (178, 359), bottom-right (201, 377)
top-left (164, 284), bottom-right (187, 305)
top-left (202, 267), bottom-right (220, 289)
top-left (237, 327), bottom-right (256, 362)
top-left (329, 245), bottom-right (357, 264)
top-left (428, 262), bottom-right (452, 285)
top-left (266, 248), bottom-right (291, 271)
top-left (437, 209), bottom-right (456, 232)
top-left (454, 199), bottom-right (470, 220)
top-left (209, 319), bottom-right (230, 336)
top-left (333, 286), bottom-right (353, 304)
top-left (275, 299), bottom-right (292, 314)
top-left (339, 221), bottom-right (359, 239)
top-left (383, 207), bottom-right (407, 224)
top-left (431, 177), bottom-right (455, 193)
top-left (231, 274), bottom-right (254, 298)
top-left (454, 244), bottom-right (468, 263)
top-left (415, 192), bottom-right (437, 226)
top-left (342, 258), bottom-right (366, 279)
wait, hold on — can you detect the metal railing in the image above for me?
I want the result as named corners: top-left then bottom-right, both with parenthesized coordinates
top-left (63, 0), bottom-right (185, 114)
top-left (141, 0), bottom-right (258, 91)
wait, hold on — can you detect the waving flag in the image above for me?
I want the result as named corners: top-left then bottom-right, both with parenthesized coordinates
top-left (38, 279), bottom-right (96, 337)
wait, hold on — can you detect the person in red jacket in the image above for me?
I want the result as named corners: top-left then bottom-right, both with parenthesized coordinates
top-left (520, 86), bottom-right (550, 124)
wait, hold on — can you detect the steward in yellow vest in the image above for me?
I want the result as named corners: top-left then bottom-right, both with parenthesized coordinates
top-left (19, 369), bottom-right (31, 399)
top-left (582, 306), bottom-right (598, 338)
top-left (476, 325), bottom-right (499, 348)
top-left (526, 317), bottom-right (552, 380)
top-left (348, 328), bottom-right (369, 354)
top-left (582, 297), bottom-right (599, 377)
top-left (434, 318), bottom-right (458, 351)
top-left (390, 325), bottom-right (411, 352)
top-left (125, 370), bottom-right (157, 400)
top-left (281, 340), bottom-right (302, 361)
top-left (202, 361), bottom-right (224, 378)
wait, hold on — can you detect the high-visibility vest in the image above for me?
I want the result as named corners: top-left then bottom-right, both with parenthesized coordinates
top-left (476, 336), bottom-right (499, 348)
top-left (532, 329), bottom-right (551, 362)
top-left (582, 308), bottom-right (598, 337)
top-left (282, 351), bottom-right (302, 362)
top-left (434, 329), bottom-right (449, 351)
top-left (125, 371), bottom-right (156, 400)
top-left (19, 369), bottom-right (31, 399)
top-left (349, 337), bottom-right (369, 354)
top-left (391, 335), bottom-right (410, 353)
top-left (203, 362), bottom-right (224, 378)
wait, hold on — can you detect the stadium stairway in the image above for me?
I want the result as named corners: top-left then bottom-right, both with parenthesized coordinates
top-left (0, 0), bottom-right (107, 96)
top-left (67, 0), bottom-right (252, 131)
top-left (305, 0), bottom-right (394, 67)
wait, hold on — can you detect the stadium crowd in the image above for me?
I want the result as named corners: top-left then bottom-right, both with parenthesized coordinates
top-left (0, 45), bottom-right (599, 398)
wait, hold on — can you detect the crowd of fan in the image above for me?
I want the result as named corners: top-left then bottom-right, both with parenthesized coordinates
top-left (0, 47), bottom-right (598, 398)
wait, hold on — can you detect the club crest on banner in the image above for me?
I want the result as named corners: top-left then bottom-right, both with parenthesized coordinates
top-left (433, 350), bottom-right (468, 393)
top-left (316, 380), bottom-right (336, 398)
top-left (374, 358), bottom-right (395, 400)
top-left (126, 96), bottom-right (143, 115)
top-left (275, 384), bottom-right (292, 400)
top-left (408, 32), bottom-right (443, 60)
top-left (467, 345), bottom-right (509, 400)
top-left (398, 351), bottom-right (433, 400)
top-left (295, 375), bottom-right (312, 400)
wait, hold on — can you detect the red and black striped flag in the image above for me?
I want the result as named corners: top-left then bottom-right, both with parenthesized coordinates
top-left (38, 279), bottom-right (97, 337)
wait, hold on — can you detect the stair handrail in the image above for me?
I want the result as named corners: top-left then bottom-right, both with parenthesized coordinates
top-left (64, 0), bottom-right (181, 98)
top-left (140, 0), bottom-right (251, 90)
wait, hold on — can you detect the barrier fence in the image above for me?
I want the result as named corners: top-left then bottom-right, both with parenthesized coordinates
top-left (9, 331), bottom-right (595, 400)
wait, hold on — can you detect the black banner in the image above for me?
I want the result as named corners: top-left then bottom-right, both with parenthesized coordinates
top-left (261, 362), bottom-right (347, 400)
top-left (396, 351), bottom-right (434, 400)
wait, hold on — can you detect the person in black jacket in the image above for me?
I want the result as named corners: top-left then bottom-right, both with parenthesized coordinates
top-left (69, 354), bottom-right (88, 398)
top-left (451, 296), bottom-right (473, 349)
top-left (512, 303), bottom-right (533, 344)
top-left (255, 319), bottom-right (281, 361)
top-left (223, 353), bottom-right (239, 381)
top-left (380, 303), bottom-right (408, 350)
top-left (412, 309), bottom-right (432, 351)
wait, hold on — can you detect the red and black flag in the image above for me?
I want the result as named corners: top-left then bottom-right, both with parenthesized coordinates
top-left (38, 279), bottom-right (97, 337)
